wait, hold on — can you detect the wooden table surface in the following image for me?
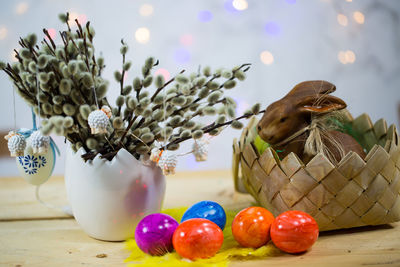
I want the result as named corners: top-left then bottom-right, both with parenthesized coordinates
top-left (1, 170), bottom-right (400, 267)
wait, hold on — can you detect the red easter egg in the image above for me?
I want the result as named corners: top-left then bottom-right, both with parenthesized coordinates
top-left (172, 218), bottom-right (223, 260)
top-left (270, 210), bottom-right (319, 254)
top-left (231, 206), bottom-right (275, 248)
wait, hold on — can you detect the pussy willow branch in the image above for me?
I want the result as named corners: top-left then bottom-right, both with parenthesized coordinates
top-left (161, 110), bottom-right (266, 150)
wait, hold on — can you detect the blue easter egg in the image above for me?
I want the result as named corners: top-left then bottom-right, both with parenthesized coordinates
top-left (181, 201), bottom-right (226, 230)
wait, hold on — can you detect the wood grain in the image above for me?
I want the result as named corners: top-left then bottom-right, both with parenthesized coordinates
top-left (1, 170), bottom-right (400, 266)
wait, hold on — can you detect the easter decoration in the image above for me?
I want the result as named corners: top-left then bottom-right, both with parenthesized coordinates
top-left (173, 218), bottom-right (224, 260)
top-left (231, 206), bottom-right (275, 248)
top-left (1, 12), bottom-right (262, 241)
top-left (270, 210), bottom-right (319, 254)
top-left (5, 106), bottom-right (60, 187)
top-left (181, 200), bottom-right (227, 230)
top-left (134, 213), bottom-right (179, 256)
top-left (127, 204), bottom-right (320, 265)
top-left (232, 80), bottom-right (400, 231)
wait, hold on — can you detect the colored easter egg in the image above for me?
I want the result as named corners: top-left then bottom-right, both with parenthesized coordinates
top-left (232, 206), bottom-right (275, 248)
top-left (135, 213), bottom-right (179, 256)
top-left (270, 210), bottom-right (319, 254)
top-left (173, 218), bottom-right (224, 260)
top-left (181, 201), bottom-right (226, 230)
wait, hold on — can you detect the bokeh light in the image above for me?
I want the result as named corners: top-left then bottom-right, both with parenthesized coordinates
top-left (10, 51), bottom-right (18, 62)
top-left (264, 22), bottom-right (281, 36)
top-left (338, 50), bottom-right (356, 64)
top-left (224, 0), bottom-right (239, 13)
top-left (345, 50), bottom-right (356, 63)
top-left (69, 12), bottom-right (87, 26)
top-left (198, 10), bottom-right (213, 22)
top-left (0, 26), bottom-right (8, 40)
top-left (260, 50), bottom-right (274, 65)
top-left (180, 34), bottom-right (194, 46)
top-left (154, 68), bottom-right (171, 81)
top-left (353, 11), bottom-right (365, 24)
top-left (139, 4), bottom-right (154, 17)
top-left (337, 14), bottom-right (348, 26)
top-left (47, 28), bottom-right (57, 40)
top-left (235, 99), bottom-right (250, 116)
top-left (135, 27), bottom-right (150, 44)
top-left (174, 48), bottom-right (191, 64)
top-left (338, 51), bottom-right (347, 64)
top-left (15, 2), bottom-right (28, 15)
top-left (232, 0), bottom-right (248, 11)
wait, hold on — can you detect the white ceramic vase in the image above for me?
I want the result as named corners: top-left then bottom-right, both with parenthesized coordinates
top-left (64, 146), bottom-right (166, 241)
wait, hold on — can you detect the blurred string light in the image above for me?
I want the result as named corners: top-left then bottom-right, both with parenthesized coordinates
top-left (232, 0), bottom-right (248, 11)
top-left (15, 2), bottom-right (29, 15)
top-left (0, 26), bottom-right (8, 40)
top-left (353, 11), bottom-right (365, 24)
top-left (338, 50), bottom-right (356, 64)
top-left (264, 21), bottom-right (281, 36)
top-left (337, 14), bottom-right (348, 26)
top-left (139, 4), bottom-right (154, 17)
top-left (260, 50), bottom-right (274, 65)
top-left (198, 10), bottom-right (213, 22)
top-left (154, 68), bottom-right (171, 81)
top-left (180, 34), bottom-right (193, 46)
top-left (346, 0), bottom-right (352, 2)
top-left (174, 48), bottom-right (191, 64)
top-left (135, 27), bottom-right (150, 44)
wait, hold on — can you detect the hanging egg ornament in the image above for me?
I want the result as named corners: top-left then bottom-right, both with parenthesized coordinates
top-left (173, 218), bottom-right (224, 260)
top-left (270, 210), bottom-right (319, 254)
top-left (181, 200), bottom-right (226, 230)
top-left (29, 130), bottom-right (50, 155)
top-left (15, 133), bottom-right (55, 185)
top-left (150, 147), bottom-right (163, 163)
top-left (88, 106), bottom-right (111, 134)
top-left (135, 213), bottom-right (179, 256)
top-left (192, 139), bottom-right (209, 162)
top-left (232, 206), bottom-right (275, 248)
top-left (158, 151), bottom-right (177, 175)
top-left (5, 131), bottom-right (26, 157)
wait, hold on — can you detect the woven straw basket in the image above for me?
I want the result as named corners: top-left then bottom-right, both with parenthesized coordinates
top-left (232, 113), bottom-right (400, 231)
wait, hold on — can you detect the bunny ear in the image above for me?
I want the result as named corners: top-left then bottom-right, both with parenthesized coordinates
top-left (286, 80), bottom-right (336, 98)
top-left (297, 94), bottom-right (347, 114)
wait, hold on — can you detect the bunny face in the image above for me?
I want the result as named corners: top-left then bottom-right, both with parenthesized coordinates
top-left (257, 99), bottom-right (306, 145)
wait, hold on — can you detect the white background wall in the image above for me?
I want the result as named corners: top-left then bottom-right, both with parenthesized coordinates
top-left (0, 0), bottom-right (399, 176)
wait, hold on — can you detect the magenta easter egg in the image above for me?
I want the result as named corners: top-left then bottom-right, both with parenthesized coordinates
top-left (135, 213), bottom-right (179, 255)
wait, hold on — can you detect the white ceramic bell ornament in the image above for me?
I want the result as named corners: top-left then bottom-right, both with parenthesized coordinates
top-left (88, 105), bottom-right (111, 134)
top-left (15, 131), bottom-right (56, 186)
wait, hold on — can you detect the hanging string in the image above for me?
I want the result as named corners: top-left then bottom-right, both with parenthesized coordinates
top-left (92, 86), bottom-right (99, 108)
top-left (12, 87), bottom-right (17, 131)
top-left (35, 184), bottom-right (73, 216)
top-left (35, 66), bottom-right (41, 129)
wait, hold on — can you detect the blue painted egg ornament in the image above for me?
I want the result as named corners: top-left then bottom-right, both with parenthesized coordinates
top-left (181, 200), bottom-right (226, 230)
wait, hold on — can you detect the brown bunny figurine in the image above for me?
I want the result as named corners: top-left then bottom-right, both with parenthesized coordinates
top-left (257, 80), bottom-right (366, 164)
